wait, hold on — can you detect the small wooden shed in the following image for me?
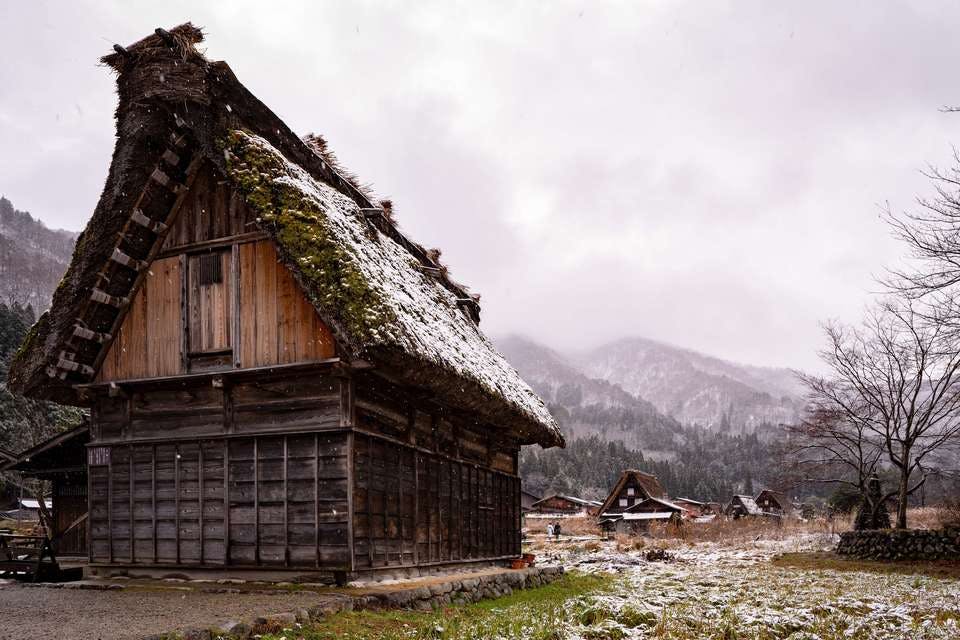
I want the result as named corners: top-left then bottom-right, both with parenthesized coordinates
top-left (529, 495), bottom-right (601, 516)
top-left (1, 425), bottom-right (90, 556)
top-left (6, 24), bottom-right (562, 580)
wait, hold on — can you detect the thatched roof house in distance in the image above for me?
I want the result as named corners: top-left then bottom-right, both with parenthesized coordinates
top-left (7, 24), bottom-right (561, 580)
top-left (597, 469), bottom-right (666, 517)
top-left (725, 495), bottom-right (763, 519)
top-left (529, 495), bottom-right (602, 516)
top-left (755, 490), bottom-right (785, 515)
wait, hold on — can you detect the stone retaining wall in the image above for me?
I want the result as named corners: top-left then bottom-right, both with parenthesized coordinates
top-left (836, 528), bottom-right (960, 561)
top-left (148, 565), bottom-right (565, 640)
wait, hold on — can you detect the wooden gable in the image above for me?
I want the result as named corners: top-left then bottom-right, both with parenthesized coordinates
top-left (97, 163), bottom-right (336, 383)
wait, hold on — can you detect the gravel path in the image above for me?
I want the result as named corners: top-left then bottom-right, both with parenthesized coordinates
top-left (0, 581), bottom-right (333, 640)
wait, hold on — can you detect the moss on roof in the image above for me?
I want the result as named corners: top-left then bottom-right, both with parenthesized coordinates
top-left (225, 130), bottom-right (396, 344)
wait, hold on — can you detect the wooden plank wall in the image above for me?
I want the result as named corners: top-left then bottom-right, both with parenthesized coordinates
top-left (238, 241), bottom-right (336, 368)
top-left (161, 163), bottom-right (258, 251)
top-left (98, 256), bottom-right (182, 381)
top-left (53, 479), bottom-right (87, 556)
top-left (351, 374), bottom-right (522, 570)
top-left (87, 433), bottom-right (350, 569)
top-left (91, 372), bottom-right (343, 445)
top-left (352, 433), bottom-right (520, 570)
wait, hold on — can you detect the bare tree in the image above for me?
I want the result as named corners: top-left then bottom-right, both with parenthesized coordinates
top-left (884, 151), bottom-right (960, 343)
top-left (785, 399), bottom-right (888, 523)
top-left (806, 301), bottom-right (960, 528)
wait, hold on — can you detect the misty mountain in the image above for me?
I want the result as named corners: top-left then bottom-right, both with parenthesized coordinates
top-left (574, 337), bottom-right (804, 432)
top-left (0, 195), bottom-right (78, 310)
top-left (498, 335), bottom-right (685, 456)
top-left (500, 335), bottom-right (778, 501)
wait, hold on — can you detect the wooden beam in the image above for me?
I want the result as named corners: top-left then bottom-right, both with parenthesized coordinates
top-left (174, 445), bottom-right (181, 565)
top-left (76, 358), bottom-right (342, 392)
top-left (150, 168), bottom-right (185, 193)
top-left (345, 431), bottom-right (355, 572)
top-left (253, 437), bottom-right (259, 566)
top-left (129, 451), bottom-right (134, 564)
top-left (110, 248), bottom-right (147, 271)
top-left (223, 440), bottom-right (230, 566)
top-left (161, 149), bottom-right (181, 167)
top-left (282, 435), bottom-right (289, 568)
top-left (130, 208), bottom-right (168, 234)
top-left (90, 288), bottom-right (129, 309)
top-left (198, 443), bottom-right (205, 565)
top-left (157, 231), bottom-right (269, 259)
top-left (152, 444), bottom-right (157, 564)
top-left (73, 325), bottom-right (111, 344)
top-left (314, 433), bottom-right (320, 570)
top-left (55, 357), bottom-right (95, 377)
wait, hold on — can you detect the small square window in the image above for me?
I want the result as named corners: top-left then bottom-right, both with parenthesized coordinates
top-left (627, 487), bottom-right (635, 496)
top-left (618, 498), bottom-right (628, 507)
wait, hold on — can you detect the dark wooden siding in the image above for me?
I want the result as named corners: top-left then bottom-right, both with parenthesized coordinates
top-left (351, 374), bottom-right (521, 570)
top-left (53, 478), bottom-right (87, 556)
top-left (91, 372), bottom-right (344, 444)
top-left (352, 433), bottom-right (520, 570)
top-left (87, 433), bottom-right (350, 569)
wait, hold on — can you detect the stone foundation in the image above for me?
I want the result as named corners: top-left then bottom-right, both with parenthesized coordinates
top-left (836, 528), bottom-right (960, 561)
top-left (142, 565), bottom-right (565, 639)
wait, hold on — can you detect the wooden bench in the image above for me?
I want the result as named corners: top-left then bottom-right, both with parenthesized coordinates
top-left (0, 534), bottom-right (60, 581)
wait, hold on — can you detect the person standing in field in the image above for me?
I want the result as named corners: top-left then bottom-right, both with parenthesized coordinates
top-left (546, 522), bottom-right (554, 538)
top-left (554, 522), bottom-right (562, 539)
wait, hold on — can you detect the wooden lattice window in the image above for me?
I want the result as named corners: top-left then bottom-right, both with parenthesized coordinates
top-left (198, 253), bottom-right (223, 286)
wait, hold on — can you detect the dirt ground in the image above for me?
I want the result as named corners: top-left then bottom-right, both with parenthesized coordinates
top-left (0, 580), bottom-right (330, 640)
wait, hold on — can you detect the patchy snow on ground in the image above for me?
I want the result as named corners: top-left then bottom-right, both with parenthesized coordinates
top-left (545, 534), bottom-right (960, 639)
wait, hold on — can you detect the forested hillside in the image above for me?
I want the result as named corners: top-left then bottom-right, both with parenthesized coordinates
top-left (0, 196), bottom-right (77, 310)
top-left (502, 336), bottom-right (789, 501)
top-left (0, 303), bottom-right (84, 459)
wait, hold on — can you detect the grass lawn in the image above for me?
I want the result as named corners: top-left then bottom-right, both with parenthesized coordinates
top-left (772, 551), bottom-right (960, 580)
top-left (255, 572), bottom-right (618, 640)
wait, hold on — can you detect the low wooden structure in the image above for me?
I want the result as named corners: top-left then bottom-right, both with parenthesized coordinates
top-left (529, 495), bottom-right (600, 516)
top-left (0, 425), bottom-right (90, 556)
top-left (673, 497), bottom-right (707, 516)
top-left (596, 469), bottom-right (666, 516)
top-left (0, 534), bottom-right (59, 581)
top-left (6, 24), bottom-right (561, 580)
top-left (520, 490), bottom-right (541, 514)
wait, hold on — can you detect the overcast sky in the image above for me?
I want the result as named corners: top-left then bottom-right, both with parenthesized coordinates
top-left (2, 1), bottom-right (959, 371)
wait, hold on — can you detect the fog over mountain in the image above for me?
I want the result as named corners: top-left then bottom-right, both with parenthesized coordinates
top-left (0, 196), bottom-right (78, 310)
top-left (500, 334), bottom-right (804, 435)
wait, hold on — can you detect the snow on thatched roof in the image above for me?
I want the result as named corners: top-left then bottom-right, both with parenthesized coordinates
top-left (727, 495), bottom-right (763, 516)
top-left (623, 496), bottom-right (685, 513)
top-left (6, 23), bottom-right (562, 448)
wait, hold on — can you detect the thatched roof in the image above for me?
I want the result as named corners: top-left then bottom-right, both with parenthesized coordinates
top-left (6, 23), bottom-right (562, 448)
top-left (597, 469), bottom-right (667, 515)
top-left (726, 495), bottom-right (763, 516)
